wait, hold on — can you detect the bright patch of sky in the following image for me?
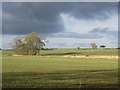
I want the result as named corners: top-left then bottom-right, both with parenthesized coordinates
top-left (60, 13), bottom-right (118, 33)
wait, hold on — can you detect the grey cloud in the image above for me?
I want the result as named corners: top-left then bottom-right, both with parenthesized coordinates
top-left (69, 2), bottom-right (117, 20)
top-left (2, 2), bottom-right (117, 35)
top-left (88, 27), bottom-right (118, 39)
top-left (47, 31), bottom-right (102, 39)
top-left (106, 30), bottom-right (118, 40)
top-left (72, 43), bottom-right (90, 48)
top-left (89, 27), bottom-right (108, 34)
top-left (47, 27), bottom-right (118, 39)
top-left (3, 15), bottom-right (63, 35)
top-left (52, 43), bottom-right (68, 47)
top-left (118, 2), bottom-right (120, 13)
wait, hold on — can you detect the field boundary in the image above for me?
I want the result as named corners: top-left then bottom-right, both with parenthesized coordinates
top-left (45, 55), bottom-right (118, 59)
top-left (11, 55), bottom-right (119, 59)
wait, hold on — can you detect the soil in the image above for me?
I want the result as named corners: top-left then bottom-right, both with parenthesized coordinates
top-left (11, 55), bottom-right (118, 59)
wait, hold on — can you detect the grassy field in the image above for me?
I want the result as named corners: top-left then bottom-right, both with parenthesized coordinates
top-left (2, 48), bottom-right (118, 56)
top-left (2, 55), bottom-right (118, 88)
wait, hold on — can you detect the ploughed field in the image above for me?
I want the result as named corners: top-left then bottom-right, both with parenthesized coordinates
top-left (2, 48), bottom-right (118, 88)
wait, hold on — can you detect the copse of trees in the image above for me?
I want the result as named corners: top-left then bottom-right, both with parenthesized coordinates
top-left (100, 45), bottom-right (106, 49)
top-left (13, 32), bottom-right (45, 55)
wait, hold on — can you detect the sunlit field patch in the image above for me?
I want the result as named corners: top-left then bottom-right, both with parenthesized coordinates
top-left (2, 55), bottom-right (118, 88)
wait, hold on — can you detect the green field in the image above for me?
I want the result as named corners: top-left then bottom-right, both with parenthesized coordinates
top-left (2, 48), bottom-right (118, 56)
top-left (2, 55), bottom-right (118, 88)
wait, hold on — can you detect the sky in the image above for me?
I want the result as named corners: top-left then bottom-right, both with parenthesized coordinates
top-left (1, 2), bottom-right (119, 49)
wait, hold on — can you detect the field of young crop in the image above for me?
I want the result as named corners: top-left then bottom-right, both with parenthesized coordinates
top-left (2, 48), bottom-right (118, 56)
top-left (2, 55), bottom-right (118, 88)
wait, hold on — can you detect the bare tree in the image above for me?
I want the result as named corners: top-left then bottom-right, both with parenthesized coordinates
top-left (77, 46), bottom-right (80, 50)
top-left (90, 42), bottom-right (97, 49)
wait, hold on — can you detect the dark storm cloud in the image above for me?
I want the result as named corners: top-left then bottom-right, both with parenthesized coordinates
top-left (2, 2), bottom-right (117, 35)
top-left (69, 2), bottom-right (118, 20)
top-left (2, 2), bottom-right (64, 35)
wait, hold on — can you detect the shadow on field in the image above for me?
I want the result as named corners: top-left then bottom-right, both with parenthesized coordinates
top-left (41, 52), bottom-right (80, 56)
top-left (2, 69), bottom-right (118, 88)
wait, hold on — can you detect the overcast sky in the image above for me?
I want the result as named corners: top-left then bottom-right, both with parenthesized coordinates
top-left (1, 2), bottom-right (118, 49)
